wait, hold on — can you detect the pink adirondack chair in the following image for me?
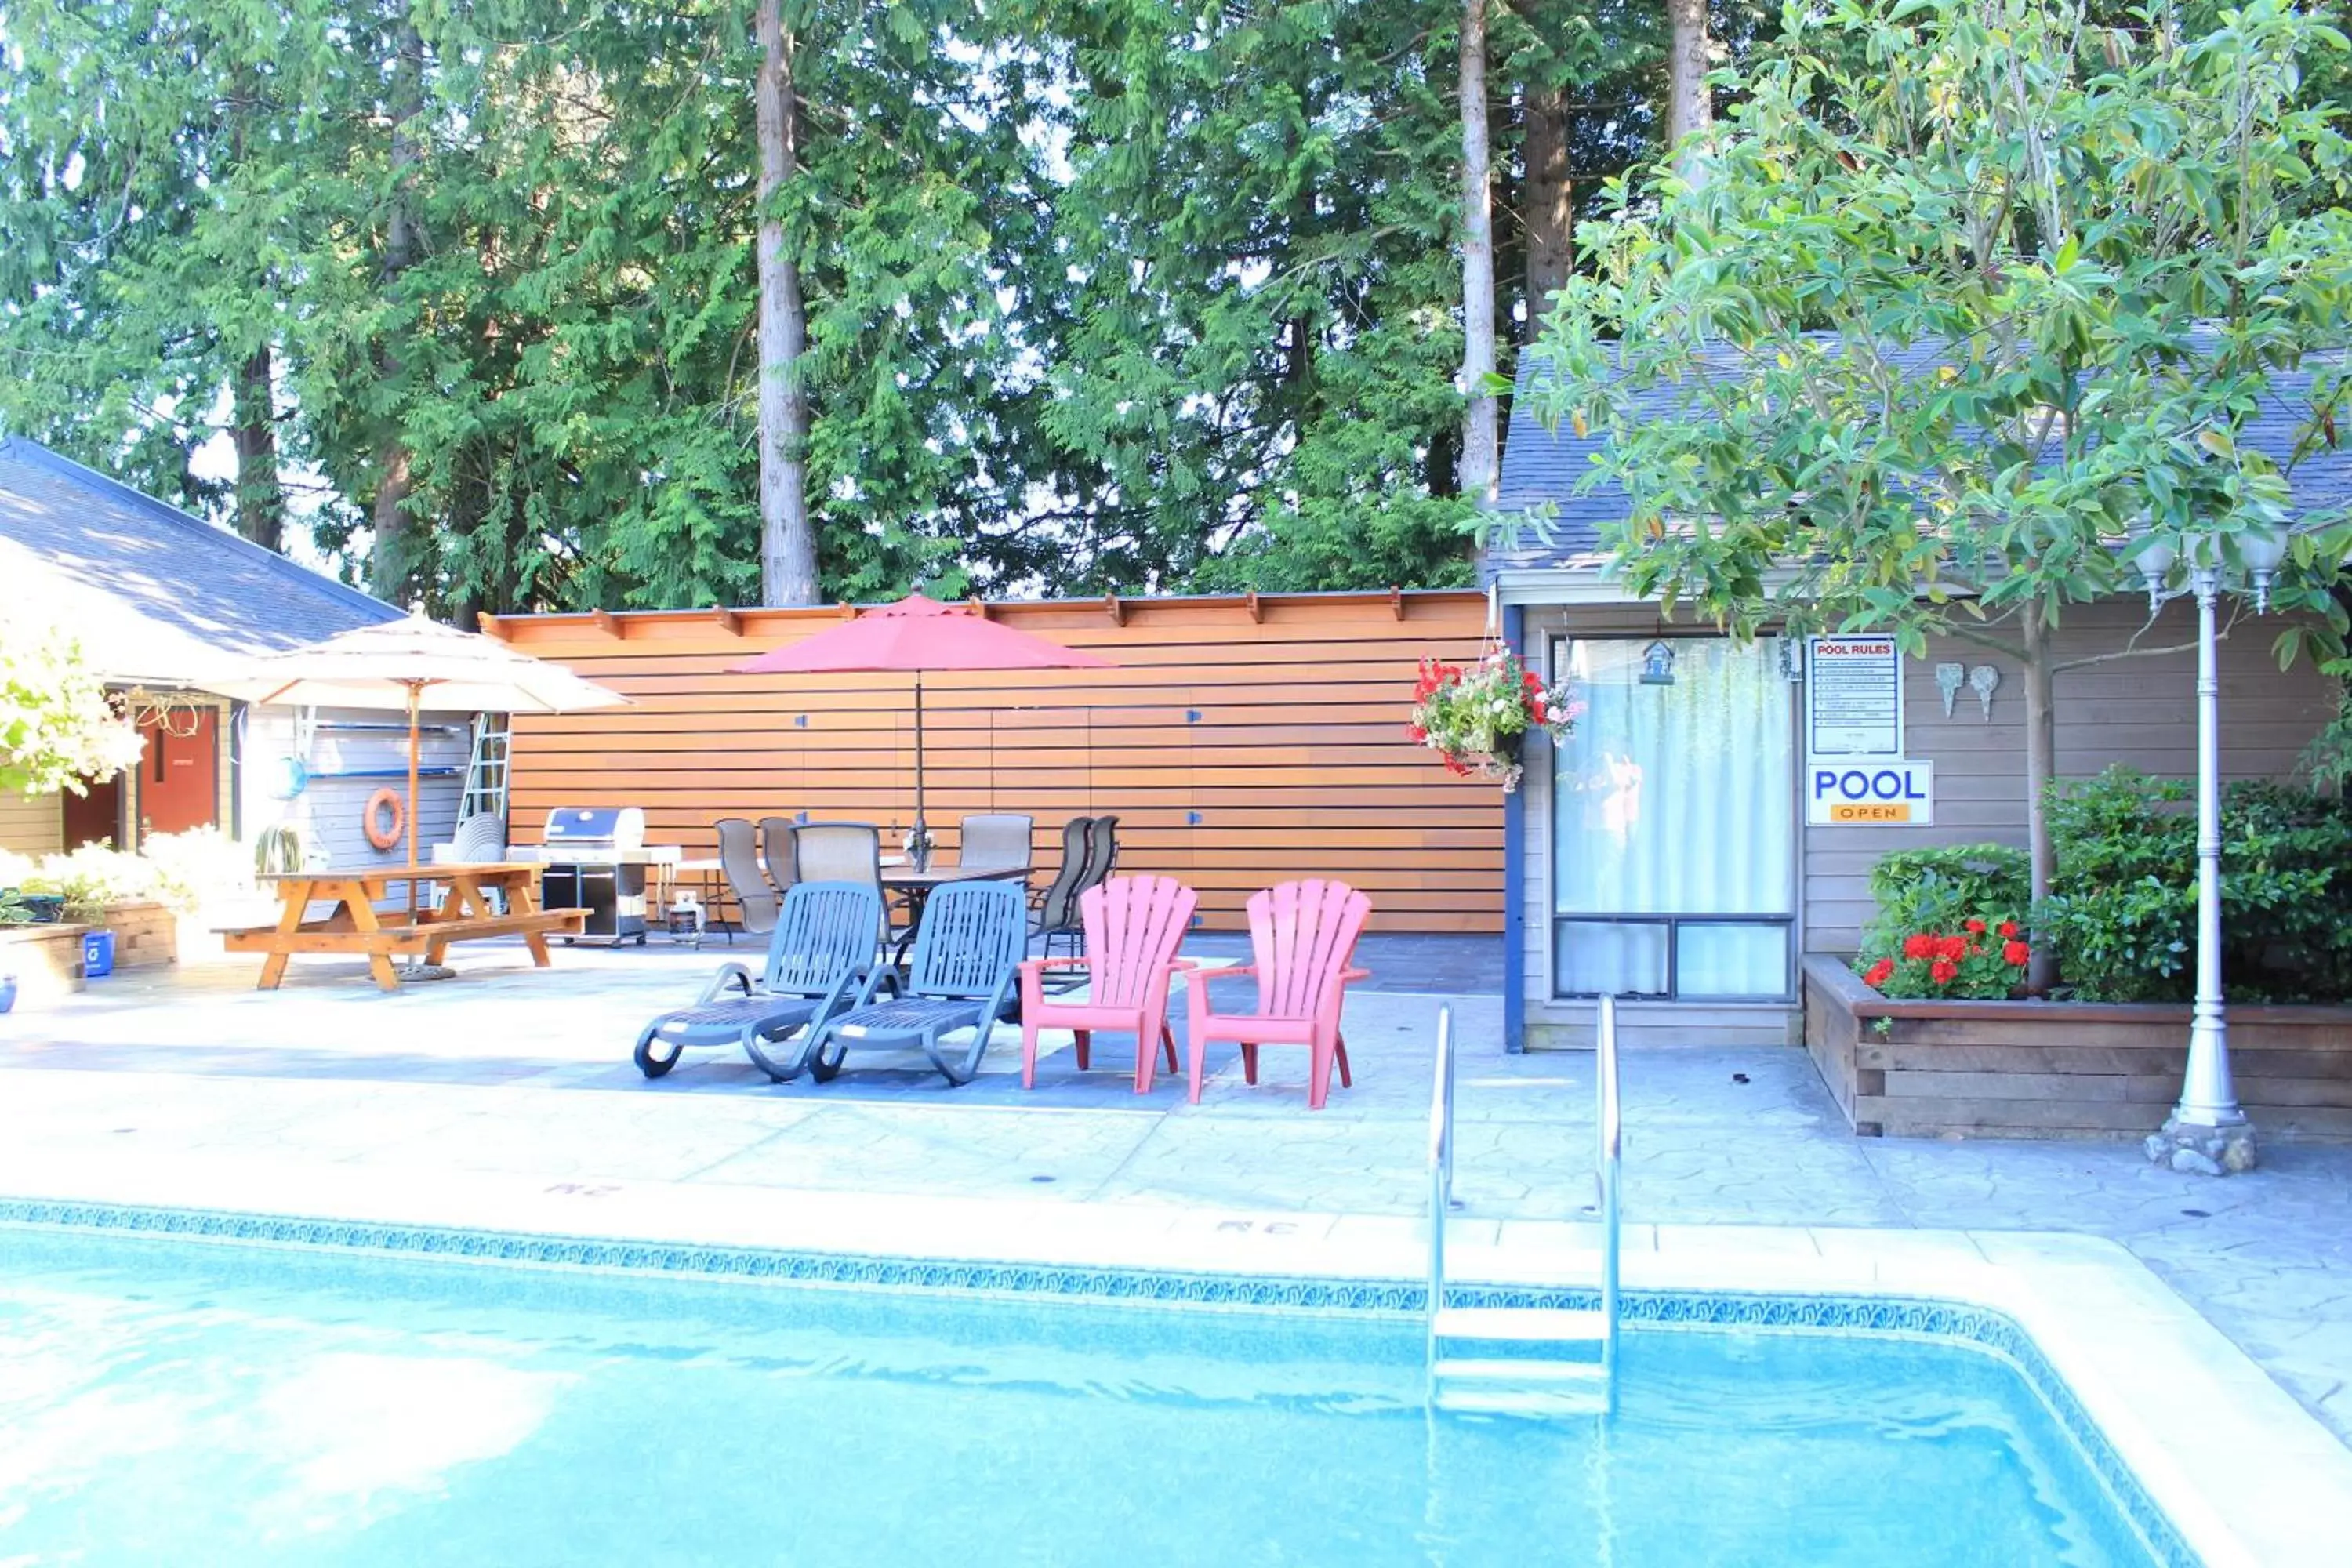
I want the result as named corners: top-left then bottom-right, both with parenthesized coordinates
top-left (1186, 879), bottom-right (1372, 1110)
top-left (1018, 875), bottom-right (1199, 1093)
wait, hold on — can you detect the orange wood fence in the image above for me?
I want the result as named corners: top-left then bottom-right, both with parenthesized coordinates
top-left (487, 590), bottom-right (1503, 932)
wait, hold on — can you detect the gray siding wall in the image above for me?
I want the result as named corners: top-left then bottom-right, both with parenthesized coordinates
top-left (240, 704), bottom-right (470, 871)
top-left (1515, 596), bottom-right (2337, 1047)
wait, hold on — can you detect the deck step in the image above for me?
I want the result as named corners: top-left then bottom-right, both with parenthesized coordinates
top-left (1432, 1356), bottom-right (1610, 1385)
top-left (1431, 1306), bottom-right (1606, 1344)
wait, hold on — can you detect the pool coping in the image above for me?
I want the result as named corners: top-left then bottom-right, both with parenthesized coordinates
top-left (1, 1152), bottom-right (2347, 1566)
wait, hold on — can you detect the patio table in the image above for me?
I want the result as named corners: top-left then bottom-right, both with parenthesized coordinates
top-left (223, 862), bottom-right (586, 993)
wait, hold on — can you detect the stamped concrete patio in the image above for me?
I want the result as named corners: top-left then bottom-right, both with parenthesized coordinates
top-left (2, 934), bottom-right (2346, 1448)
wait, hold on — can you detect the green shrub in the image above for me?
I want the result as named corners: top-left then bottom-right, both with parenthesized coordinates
top-left (1857, 845), bottom-right (2033, 999)
top-left (2034, 768), bottom-right (2352, 1004)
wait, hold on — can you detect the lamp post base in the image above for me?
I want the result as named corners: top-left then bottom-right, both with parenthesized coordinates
top-left (2145, 1114), bottom-right (2258, 1177)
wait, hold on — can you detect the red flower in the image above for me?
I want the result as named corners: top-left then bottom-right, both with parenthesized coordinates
top-left (1863, 958), bottom-right (1896, 989)
top-left (1998, 920), bottom-right (2019, 938)
top-left (2003, 939), bottom-right (2031, 967)
top-left (1963, 918), bottom-right (1986, 935)
top-left (1405, 724), bottom-right (1427, 742)
top-left (1929, 958), bottom-right (1959, 985)
top-left (1901, 933), bottom-right (1936, 960)
top-left (1936, 935), bottom-right (1968, 962)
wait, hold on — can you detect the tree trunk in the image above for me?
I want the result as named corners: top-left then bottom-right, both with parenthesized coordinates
top-left (230, 342), bottom-right (283, 553)
top-left (2020, 603), bottom-right (2060, 994)
top-left (1522, 81), bottom-right (1573, 335)
top-left (1665, 0), bottom-right (1713, 173)
top-left (371, 13), bottom-right (425, 603)
top-left (1457, 0), bottom-right (1499, 506)
top-left (757, 0), bottom-right (818, 607)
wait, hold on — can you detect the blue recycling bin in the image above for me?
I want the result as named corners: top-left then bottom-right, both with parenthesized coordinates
top-left (81, 930), bottom-right (114, 979)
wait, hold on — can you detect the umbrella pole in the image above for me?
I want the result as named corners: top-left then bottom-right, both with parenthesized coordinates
top-left (913, 670), bottom-right (928, 869)
top-left (406, 682), bottom-right (422, 920)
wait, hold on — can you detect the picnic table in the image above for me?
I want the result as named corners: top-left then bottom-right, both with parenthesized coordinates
top-left (223, 862), bottom-right (586, 992)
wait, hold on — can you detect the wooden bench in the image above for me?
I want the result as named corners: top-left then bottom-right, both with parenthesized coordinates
top-left (233, 864), bottom-right (584, 991)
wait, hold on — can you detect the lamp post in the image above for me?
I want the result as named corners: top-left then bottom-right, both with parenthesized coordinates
top-left (2134, 525), bottom-right (2288, 1176)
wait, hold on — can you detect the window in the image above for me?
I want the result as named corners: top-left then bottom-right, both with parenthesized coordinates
top-left (1550, 636), bottom-right (1796, 1000)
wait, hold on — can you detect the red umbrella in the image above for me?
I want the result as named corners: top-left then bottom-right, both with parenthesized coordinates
top-left (732, 594), bottom-right (1114, 862)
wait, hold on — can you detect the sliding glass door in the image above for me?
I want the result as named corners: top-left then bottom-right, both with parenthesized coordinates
top-left (1550, 636), bottom-right (1796, 1000)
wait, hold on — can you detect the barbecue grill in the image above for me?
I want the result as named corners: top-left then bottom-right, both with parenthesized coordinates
top-left (522, 807), bottom-right (678, 945)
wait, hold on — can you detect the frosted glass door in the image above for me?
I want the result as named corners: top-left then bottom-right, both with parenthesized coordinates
top-left (1551, 637), bottom-right (1795, 999)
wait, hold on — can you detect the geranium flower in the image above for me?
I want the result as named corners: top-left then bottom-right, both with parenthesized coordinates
top-left (1998, 920), bottom-right (2019, 938)
top-left (1964, 917), bottom-right (1986, 935)
top-left (1901, 933), bottom-right (1936, 960)
top-left (1864, 958), bottom-right (1895, 988)
top-left (1936, 935), bottom-right (1968, 961)
top-left (2003, 940), bottom-right (2031, 967)
top-left (1929, 958), bottom-right (1959, 984)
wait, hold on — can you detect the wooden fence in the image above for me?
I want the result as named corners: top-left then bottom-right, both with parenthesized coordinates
top-left (487, 590), bottom-right (1502, 932)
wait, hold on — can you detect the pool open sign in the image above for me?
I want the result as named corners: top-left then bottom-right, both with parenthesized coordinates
top-left (1808, 760), bottom-right (1936, 825)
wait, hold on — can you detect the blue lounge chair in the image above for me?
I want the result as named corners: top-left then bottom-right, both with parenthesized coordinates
top-left (805, 880), bottom-right (1028, 1086)
top-left (632, 881), bottom-right (885, 1081)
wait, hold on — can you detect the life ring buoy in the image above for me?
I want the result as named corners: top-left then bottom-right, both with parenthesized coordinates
top-left (363, 788), bottom-right (406, 851)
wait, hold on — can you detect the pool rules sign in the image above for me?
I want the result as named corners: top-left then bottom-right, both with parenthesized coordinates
top-left (1803, 635), bottom-right (1935, 826)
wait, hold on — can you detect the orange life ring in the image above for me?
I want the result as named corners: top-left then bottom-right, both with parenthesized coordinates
top-left (363, 788), bottom-right (405, 851)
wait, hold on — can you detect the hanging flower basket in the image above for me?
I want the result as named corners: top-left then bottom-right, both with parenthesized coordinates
top-left (1406, 652), bottom-right (1581, 792)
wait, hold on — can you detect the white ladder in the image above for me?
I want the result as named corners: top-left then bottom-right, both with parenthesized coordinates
top-left (1426, 996), bottom-right (1622, 1416)
top-left (459, 713), bottom-right (513, 822)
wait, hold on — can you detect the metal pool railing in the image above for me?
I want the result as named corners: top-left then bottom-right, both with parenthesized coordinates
top-left (1426, 996), bottom-right (1622, 1416)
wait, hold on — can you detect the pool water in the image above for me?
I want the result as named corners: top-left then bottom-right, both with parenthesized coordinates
top-left (0, 1229), bottom-right (2164, 1566)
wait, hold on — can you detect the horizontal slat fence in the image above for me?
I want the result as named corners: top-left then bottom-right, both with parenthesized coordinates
top-left (489, 591), bottom-right (1502, 932)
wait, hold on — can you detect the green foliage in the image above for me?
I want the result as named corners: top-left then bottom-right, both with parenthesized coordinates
top-left (0, 0), bottom-right (1671, 608)
top-left (2034, 767), bottom-right (2352, 1003)
top-left (0, 612), bottom-right (144, 797)
top-left (1526, 0), bottom-right (2352, 655)
top-left (1860, 844), bottom-right (2030, 952)
top-left (17, 843), bottom-right (156, 922)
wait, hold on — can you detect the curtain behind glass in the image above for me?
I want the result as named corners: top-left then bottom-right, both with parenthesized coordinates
top-left (1552, 638), bottom-right (1794, 920)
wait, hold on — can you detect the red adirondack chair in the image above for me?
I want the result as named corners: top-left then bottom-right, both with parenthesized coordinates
top-left (1185, 879), bottom-right (1372, 1110)
top-left (1018, 875), bottom-right (1199, 1093)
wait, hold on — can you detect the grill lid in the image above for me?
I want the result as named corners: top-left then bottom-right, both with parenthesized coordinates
top-left (543, 806), bottom-right (646, 851)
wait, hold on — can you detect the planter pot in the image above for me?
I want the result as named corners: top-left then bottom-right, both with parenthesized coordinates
top-left (0, 924), bottom-right (89, 1008)
top-left (1802, 955), bottom-right (2352, 1142)
top-left (0, 975), bottom-right (15, 1013)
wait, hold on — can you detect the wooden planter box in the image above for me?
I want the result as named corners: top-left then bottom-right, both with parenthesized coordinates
top-left (1803, 955), bottom-right (2352, 1142)
top-left (100, 900), bottom-right (179, 969)
top-left (0, 924), bottom-right (91, 1007)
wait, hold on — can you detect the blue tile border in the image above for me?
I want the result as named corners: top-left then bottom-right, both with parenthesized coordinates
top-left (0, 1197), bottom-right (2192, 1566)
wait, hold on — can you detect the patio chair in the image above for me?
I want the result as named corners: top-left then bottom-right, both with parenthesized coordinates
top-left (804, 880), bottom-right (1028, 1087)
top-left (794, 821), bottom-right (893, 946)
top-left (758, 816), bottom-right (799, 891)
top-left (716, 817), bottom-right (779, 937)
top-left (430, 813), bottom-right (510, 912)
top-left (1029, 816), bottom-right (1097, 962)
top-left (1083, 814), bottom-right (1121, 890)
top-left (957, 813), bottom-right (1033, 875)
top-left (631, 881), bottom-right (885, 1081)
top-left (1185, 878), bottom-right (1372, 1111)
top-left (1018, 875), bottom-right (1197, 1093)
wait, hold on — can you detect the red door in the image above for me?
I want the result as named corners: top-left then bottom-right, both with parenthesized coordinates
top-left (137, 710), bottom-right (220, 837)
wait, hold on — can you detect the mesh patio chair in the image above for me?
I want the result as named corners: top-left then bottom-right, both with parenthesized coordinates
top-left (1082, 815), bottom-right (1120, 891)
top-left (430, 813), bottom-right (510, 912)
top-left (794, 821), bottom-right (894, 946)
top-left (1030, 816), bottom-right (1097, 964)
top-left (632, 881), bottom-right (885, 1081)
top-left (715, 817), bottom-right (780, 938)
top-left (958, 813), bottom-right (1033, 876)
top-left (757, 816), bottom-right (799, 892)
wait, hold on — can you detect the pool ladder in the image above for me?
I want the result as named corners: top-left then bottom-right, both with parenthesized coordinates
top-left (1425, 996), bottom-right (1621, 1417)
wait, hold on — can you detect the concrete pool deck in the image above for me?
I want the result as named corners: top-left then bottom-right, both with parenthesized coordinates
top-left (3, 935), bottom-right (2348, 1468)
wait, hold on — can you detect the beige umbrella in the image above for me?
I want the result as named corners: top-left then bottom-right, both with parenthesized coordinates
top-left (202, 613), bottom-right (628, 954)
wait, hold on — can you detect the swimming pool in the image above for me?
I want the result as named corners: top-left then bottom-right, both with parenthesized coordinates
top-left (0, 1214), bottom-right (2180, 1566)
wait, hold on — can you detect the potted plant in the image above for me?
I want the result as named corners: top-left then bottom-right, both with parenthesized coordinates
top-left (1406, 650), bottom-right (1581, 791)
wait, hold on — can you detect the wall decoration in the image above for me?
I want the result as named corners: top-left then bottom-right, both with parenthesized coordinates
top-left (1969, 665), bottom-right (2001, 720)
top-left (1935, 662), bottom-right (1965, 718)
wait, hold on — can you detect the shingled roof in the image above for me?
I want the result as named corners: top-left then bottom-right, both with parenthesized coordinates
top-left (1488, 345), bottom-right (2352, 579)
top-left (0, 437), bottom-right (401, 688)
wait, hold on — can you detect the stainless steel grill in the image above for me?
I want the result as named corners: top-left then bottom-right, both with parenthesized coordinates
top-left (528, 807), bottom-right (658, 944)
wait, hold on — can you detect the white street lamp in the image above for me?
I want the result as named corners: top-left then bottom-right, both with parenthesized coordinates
top-left (2135, 522), bottom-right (2292, 1175)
